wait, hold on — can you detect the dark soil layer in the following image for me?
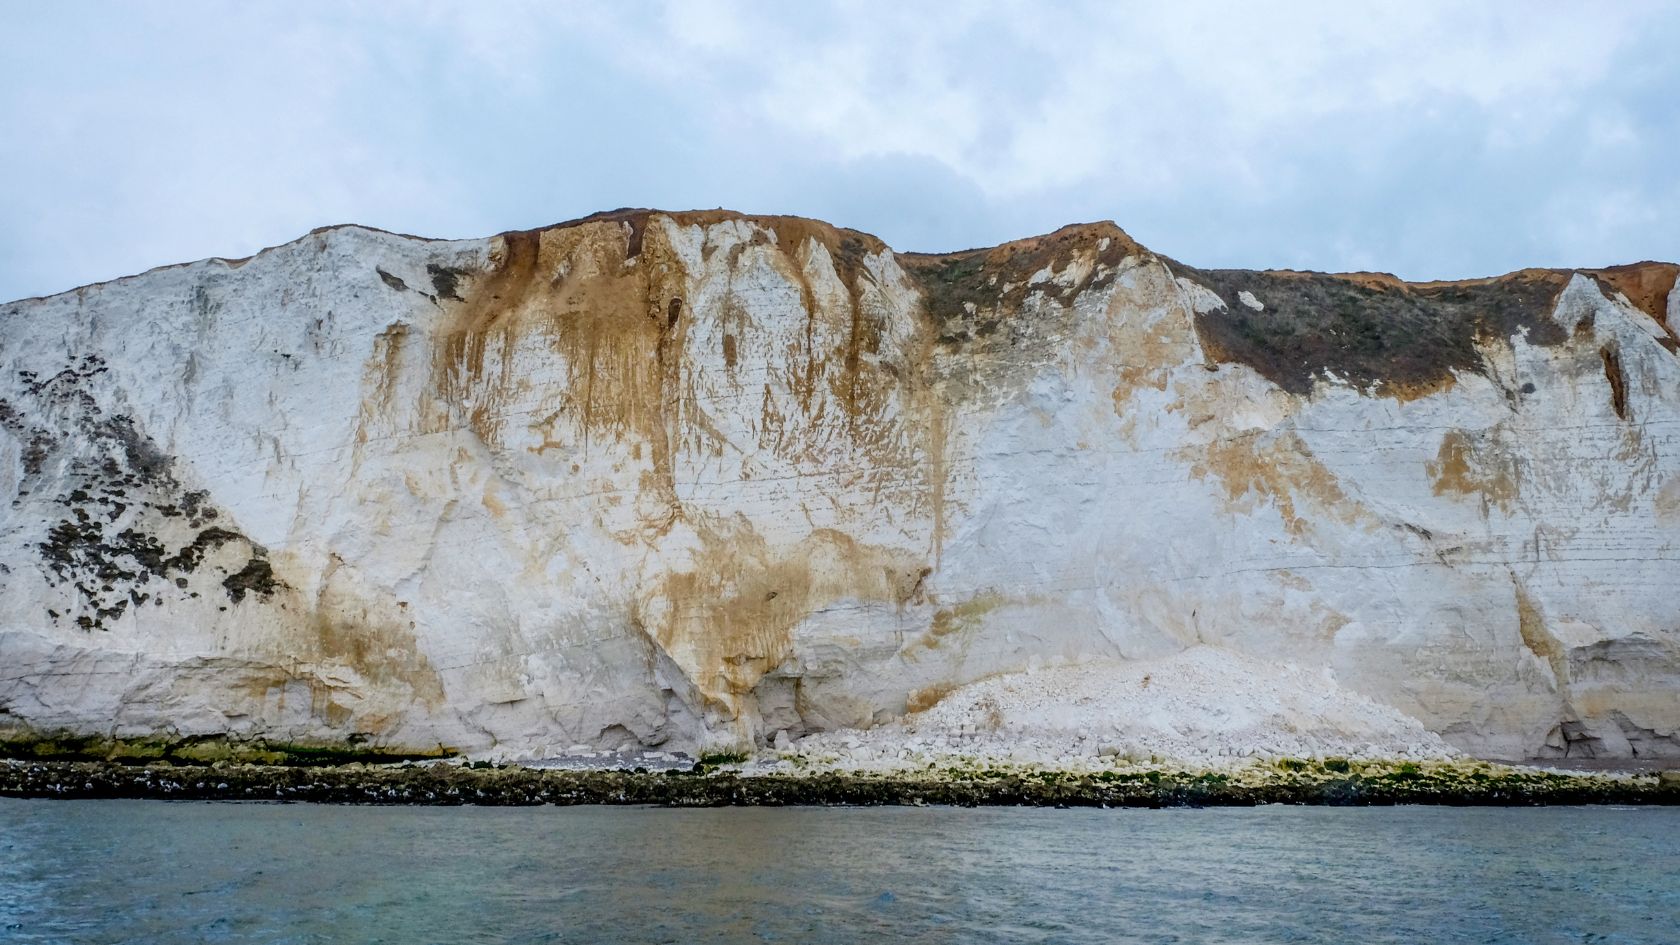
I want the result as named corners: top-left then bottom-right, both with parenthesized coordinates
top-left (4, 761), bottom-right (1676, 808)
top-left (1176, 266), bottom-right (1572, 399)
top-left (899, 222), bottom-right (1141, 347)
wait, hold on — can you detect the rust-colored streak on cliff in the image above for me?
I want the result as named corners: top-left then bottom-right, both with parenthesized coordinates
top-left (1587, 262), bottom-right (1680, 351)
top-left (431, 222), bottom-right (693, 509)
top-left (1428, 430), bottom-right (1520, 513)
top-left (422, 213), bottom-right (946, 729)
top-left (245, 553), bottom-right (448, 733)
top-left (1189, 431), bottom-right (1370, 538)
top-left (639, 526), bottom-right (927, 723)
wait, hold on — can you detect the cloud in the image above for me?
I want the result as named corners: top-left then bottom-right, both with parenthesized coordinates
top-left (2, 0), bottom-right (1676, 301)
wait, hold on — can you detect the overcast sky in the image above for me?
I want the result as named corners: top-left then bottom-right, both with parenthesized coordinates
top-left (3, 1), bottom-right (1677, 302)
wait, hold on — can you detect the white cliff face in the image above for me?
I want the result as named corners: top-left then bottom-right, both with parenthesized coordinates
top-left (786, 647), bottom-right (1462, 770)
top-left (1, 211), bottom-right (1676, 761)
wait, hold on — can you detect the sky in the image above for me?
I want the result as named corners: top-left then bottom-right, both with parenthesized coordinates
top-left (2, 1), bottom-right (1677, 302)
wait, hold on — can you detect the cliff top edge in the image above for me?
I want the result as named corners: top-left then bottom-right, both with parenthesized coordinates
top-left (5, 208), bottom-right (1675, 312)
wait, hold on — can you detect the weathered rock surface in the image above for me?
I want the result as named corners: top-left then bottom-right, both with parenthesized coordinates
top-left (786, 647), bottom-right (1461, 770)
top-left (2, 209), bottom-right (1676, 761)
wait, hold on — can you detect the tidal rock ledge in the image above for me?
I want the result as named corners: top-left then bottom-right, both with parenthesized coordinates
top-left (4, 758), bottom-right (1676, 808)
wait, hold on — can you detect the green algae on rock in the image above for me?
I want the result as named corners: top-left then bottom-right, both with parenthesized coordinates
top-left (2, 758), bottom-right (1674, 808)
top-left (0, 730), bottom-right (453, 767)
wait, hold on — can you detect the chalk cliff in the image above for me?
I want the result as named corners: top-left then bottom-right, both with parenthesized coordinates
top-left (2, 210), bottom-right (1676, 761)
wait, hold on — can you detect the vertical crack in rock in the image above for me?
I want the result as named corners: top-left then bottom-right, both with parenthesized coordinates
top-left (1513, 579), bottom-right (1586, 760)
top-left (1600, 344), bottom-right (1628, 420)
top-left (1513, 579), bottom-right (1568, 693)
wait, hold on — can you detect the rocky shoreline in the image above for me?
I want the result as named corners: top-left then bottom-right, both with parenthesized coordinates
top-left (5, 758), bottom-right (1677, 808)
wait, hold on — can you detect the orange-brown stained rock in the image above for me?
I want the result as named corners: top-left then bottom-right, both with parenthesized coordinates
top-left (242, 554), bottom-right (447, 734)
top-left (354, 321), bottom-right (411, 448)
top-left (428, 213), bottom-right (933, 498)
top-left (1110, 310), bottom-right (1184, 409)
top-left (1513, 579), bottom-right (1567, 692)
top-left (1428, 430), bottom-right (1519, 513)
top-left (419, 213), bottom-right (957, 726)
top-left (429, 221), bottom-right (692, 514)
top-left (1586, 262), bottom-right (1679, 339)
top-left (637, 525), bottom-right (928, 723)
top-left (1102, 253), bottom-right (1202, 411)
top-left (559, 208), bottom-right (887, 318)
top-left (905, 681), bottom-right (959, 714)
top-left (904, 591), bottom-right (1007, 659)
top-left (1189, 430), bottom-right (1368, 538)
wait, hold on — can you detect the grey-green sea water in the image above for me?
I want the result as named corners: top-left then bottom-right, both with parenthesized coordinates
top-left (2, 799), bottom-right (1676, 944)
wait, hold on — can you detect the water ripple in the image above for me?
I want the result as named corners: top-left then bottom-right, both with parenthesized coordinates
top-left (0, 801), bottom-right (1676, 944)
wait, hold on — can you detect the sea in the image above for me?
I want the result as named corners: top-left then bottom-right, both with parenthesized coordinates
top-left (2, 799), bottom-right (1676, 944)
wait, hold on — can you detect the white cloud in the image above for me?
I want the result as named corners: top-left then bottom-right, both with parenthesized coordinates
top-left (1, 0), bottom-right (1676, 299)
top-left (601, 0), bottom-right (1652, 199)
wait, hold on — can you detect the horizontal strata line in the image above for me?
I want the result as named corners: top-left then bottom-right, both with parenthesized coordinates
top-left (9, 550), bottom-right (1671, 651)
top-left (183, 415), bottom-right (1680, 500)
top-left (207, 394), bottom-right (1680, 471)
